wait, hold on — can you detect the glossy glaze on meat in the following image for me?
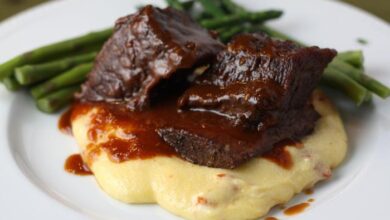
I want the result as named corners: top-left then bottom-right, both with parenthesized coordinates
top-left (179, 33), bottom-right (337, 128)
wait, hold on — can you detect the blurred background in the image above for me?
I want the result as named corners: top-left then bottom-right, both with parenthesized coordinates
top-left (0, 0), bottom-right (389, 22)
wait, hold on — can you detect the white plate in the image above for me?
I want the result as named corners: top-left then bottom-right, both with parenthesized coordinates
top-left (0, 0), bottom-right (389, 219)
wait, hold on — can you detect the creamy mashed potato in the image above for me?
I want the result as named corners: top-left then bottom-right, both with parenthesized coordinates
top-left (72, 90), bottom-right (347, 220)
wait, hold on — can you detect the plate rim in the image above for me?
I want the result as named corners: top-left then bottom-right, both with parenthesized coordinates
top-left (0, 0), bottom-right (389, 219)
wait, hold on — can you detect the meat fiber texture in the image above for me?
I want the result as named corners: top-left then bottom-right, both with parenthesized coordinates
top-left (78, 5), bottom-right (224, 110)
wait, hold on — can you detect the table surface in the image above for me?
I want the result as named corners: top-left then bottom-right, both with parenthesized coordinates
top-left (0, 0), bottom-right (389, 22)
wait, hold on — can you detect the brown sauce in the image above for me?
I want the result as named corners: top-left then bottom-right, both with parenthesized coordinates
top-left (263, 139), bottom-right (302, 169)
top-left (71, 100), bottom-right (292, 164)
top-left (304, 188), bottom-right (314, 195)
top-left (284, 202), bottom-right (310, 216)
top-left (69, 100), bottom-right (303, 167)
top-left (307, 198), bottom-right (315, 203)
top-left (99, 134), bottom-right (176, 162)
top-left (265, 217), bottom-right (278, 220)
top-left (64, 154), bottom-right (92, 175)
top-left (58, 108), bottom-right (73, 135)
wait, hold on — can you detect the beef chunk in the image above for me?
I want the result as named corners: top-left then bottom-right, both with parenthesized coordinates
top-left (158, 34), bottom-right (336, 168)
top-left (179, 33), bottom-right (336, 127)
top-left (158, 101), bottom-right (319, 169)
top-left (78, 5), bottom-right (224, 109)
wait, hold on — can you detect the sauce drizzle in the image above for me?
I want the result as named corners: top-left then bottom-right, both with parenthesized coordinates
top-left (58, 108), bottom-right (73, 135)
top-left (304, 188), bottom-right (314, 195)
top-left (263, 139), bottom-right (302, 169)
top-left (68, 95), bottom-right (307, 169)
top-left (70, 101), bottom-right (304, 167)
top-left (65, 154), bottom-right (92, 176)
top-left (284, 202), bottom-right (310, 216)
